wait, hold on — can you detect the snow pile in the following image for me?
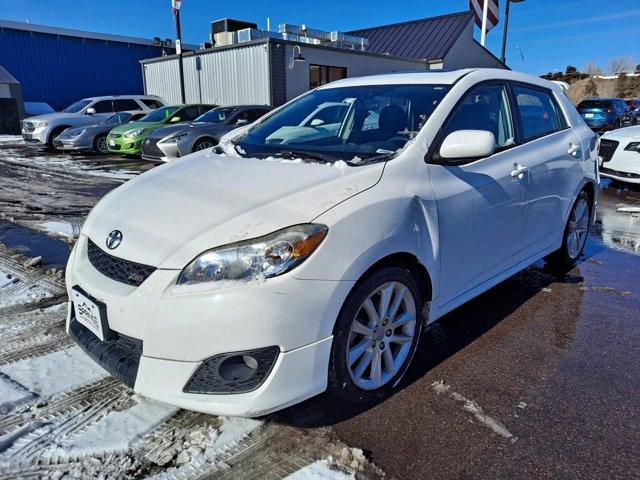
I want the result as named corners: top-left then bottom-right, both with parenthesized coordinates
top-left (0, 135), bottom-right (24, 145)
top-left (4, 154), bottom-right (139, 180)
top-left (45, 396), bottom-right (178, 457)
top-left (285, 459), bottom-right (356, 479)
top-left (147, 416), bottom-right (262, 479)
top-left (38, 220), bottom-right (77, 238)
top-left (0, 373), bottom-right (33, 413)
top-left (0, 283), bottom-right (52, 308)
top-left (0, 346), bottom-right (107, 401)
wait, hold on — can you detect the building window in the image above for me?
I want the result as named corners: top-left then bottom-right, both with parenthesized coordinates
top-left (309, 65), bottom-right (347, 89)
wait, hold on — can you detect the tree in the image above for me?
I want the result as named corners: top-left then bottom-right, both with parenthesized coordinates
top-left (636, 64), bottom-right (640, 74)
top-left (565, 65), bottom-right (578, 75)
top-left (585, 77), bottom-right (598, 98)
top-left (615, 73), bottom-right (635, 98)
top-left (608, 56), bottom-right (635, 75)
top-left (583, 60), bottom-right (602, 76)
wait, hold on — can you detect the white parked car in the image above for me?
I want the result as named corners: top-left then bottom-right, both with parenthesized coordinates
top-left (65, 69), bottom-right (598, 417)
top-left (21, 95), bottom-right (165, 150)
top-left (598, 126), bottom-right (640, 184)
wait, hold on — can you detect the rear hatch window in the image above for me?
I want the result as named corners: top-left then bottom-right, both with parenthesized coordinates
top-left (577, 100), bottom-right (611, 111)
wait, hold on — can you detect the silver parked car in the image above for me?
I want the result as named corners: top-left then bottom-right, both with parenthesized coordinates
top-left (53, 111), bottom-right (148, 154)
top-left (21, 95), bottom-right (165, 150)
top-left (141, 105), bottom-right (271, 162)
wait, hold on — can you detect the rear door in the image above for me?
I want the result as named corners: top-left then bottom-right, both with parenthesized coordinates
top-left (511, 83), bottom-right (584, 261)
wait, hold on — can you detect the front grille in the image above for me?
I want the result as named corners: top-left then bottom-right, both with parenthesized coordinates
top-left (87, 238), bottom-right (156, 287)
top-left (599, 139), bottom-right (619, 162)
top-left (142, 137), bottom-right (164, 158)
top-left (69, 318), bottom-right (142, 388)
top-left (22, 122), bottom-right (35, 133)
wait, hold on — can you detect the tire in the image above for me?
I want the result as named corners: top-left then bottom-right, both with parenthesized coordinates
top-left (545, 190), bottom-right (591, 270)
top-left (327, 266), bottom-right (424, 403)
top-left (192, 137), bottom-right (216, 153)
top-left (93, 134), bottom-right (109, 154)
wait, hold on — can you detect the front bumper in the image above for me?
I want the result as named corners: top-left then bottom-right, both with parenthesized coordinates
top-left (65, 235), bottom-right (351, 416)
top-left (22, 130), bottom-right (49, 148)
top-left (107, 134), bottom-right (144, 155)
top-left (54, 137), bottom-right (93, 152)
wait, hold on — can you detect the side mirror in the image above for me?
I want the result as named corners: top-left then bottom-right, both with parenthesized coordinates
top-left (170, 116), bottom-right (181, 123)
top-left (439, 130), bottom-right (496, 160)
top-left (310, 118), bottom-right (325, 127)
top-left (85, 107), bottom-right (96, 115)
top-left (235, 118), bottom-right (249, 126)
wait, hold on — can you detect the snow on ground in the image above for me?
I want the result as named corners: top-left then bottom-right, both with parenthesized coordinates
top-left (0, 346), bottom-right (107, 401)
top-left (0, 374), bottom-right (33, 413)
top-left (284, 459), bottom-right (356, 479)
top-left (3, 153), bottom-right (139, 180)
top-left (0, 271), bottom-right (18, 289)
top-left (44, 396), bottom-right (178, 457)
top-left (0, 135), bottom-right (23, 145)
top-left (38, 220), bottom-right (77, 238)
top-left (0, 283), bottom-right (53, 309)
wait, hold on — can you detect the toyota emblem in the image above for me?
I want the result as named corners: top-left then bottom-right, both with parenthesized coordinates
top-left (106, 230), bottom-right (123, 250)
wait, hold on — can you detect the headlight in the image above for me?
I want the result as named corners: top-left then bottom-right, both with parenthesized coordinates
top-left (160, 132), bottom-right (189, 143)
top-left (177, 224), bottom-right (328, 285)
top-left (34, 121), bottom-right (48, 128)
top-left (68, 129), bottom-right (86, 137)
top-left (124, 128), bottom-right (147, 138)
top-left (625, 142), bottom-right (640, 152)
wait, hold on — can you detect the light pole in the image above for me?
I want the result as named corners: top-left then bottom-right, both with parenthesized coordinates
top-left (500, 0), bottom-right (525, 65)
top-left (172, 0), bottom-right (185, 103)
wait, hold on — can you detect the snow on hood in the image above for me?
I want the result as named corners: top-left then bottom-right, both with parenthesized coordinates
top-left (82, 152), bottom-right (384, 268)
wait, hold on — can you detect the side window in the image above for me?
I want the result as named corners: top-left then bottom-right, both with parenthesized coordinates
top-left (141, 99), bottom-right (164, 109)
top-left (176, 107), bottom-right (200, 121)
top-left (246, 109), bottom-right (267, 122)
top-left (91, 100), bottom-right (114, 113)
top-left (443, 84), bottom-right (515, 149)
top-left (112, 112), bottom-right (129, 124)
top-left (512, 85), bottom-right (562, 141)
top-left (113, 99), bottom-right (141, 111)
top-left (199, 105), bottom-right (215, 115)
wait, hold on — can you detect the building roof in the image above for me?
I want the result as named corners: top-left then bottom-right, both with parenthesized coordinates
top-left (0, 64), bottom-right (20, 85)
top-left (0, 19), bottom-right (198, 49)
top-left (347, 11), bottom-right (473, 61)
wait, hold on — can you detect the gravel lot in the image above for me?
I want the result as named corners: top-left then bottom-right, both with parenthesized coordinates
top-left (1, 137), bottom-right (639, 479)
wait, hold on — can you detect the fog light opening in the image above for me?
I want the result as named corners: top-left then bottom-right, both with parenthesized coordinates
top-left (218, 354), bottom-right (259, 382)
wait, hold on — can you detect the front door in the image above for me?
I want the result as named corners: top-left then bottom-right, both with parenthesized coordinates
top-left (427, 82), bottom-right (527, 306)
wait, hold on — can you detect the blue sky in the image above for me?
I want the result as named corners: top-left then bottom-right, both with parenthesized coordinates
top-left (1, 0), bottom-right (639, 75)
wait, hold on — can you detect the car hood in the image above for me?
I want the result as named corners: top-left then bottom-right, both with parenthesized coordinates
top-left (148, 122), bottom-right (231, 140)
top-left (60, 123), bottom-right (110, 137)
top-left (601, 125), bottom-right (640, 141)
top-left (24, 112), bottom-right (102, 125)
top-left (82, 152), bottom-right (384, 269)
top-left (109, 121), bottom-right (160, 135)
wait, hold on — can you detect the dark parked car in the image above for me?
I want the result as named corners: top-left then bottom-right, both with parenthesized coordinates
top-left (141, 105), bottom-right (272, 162)
top-left (576, 98), bottom-right (634, 131)
top-left (625, 99), bottom-right (640, 125)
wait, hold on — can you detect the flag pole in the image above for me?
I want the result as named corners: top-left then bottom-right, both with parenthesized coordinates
top-left (480, 0), bottom-right (489, 46)
top-left (173, 2), bottom-right (186, 103)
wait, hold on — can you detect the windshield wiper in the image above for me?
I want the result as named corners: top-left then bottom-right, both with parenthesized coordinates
top-left (278, 149), bottom-right (337, 164)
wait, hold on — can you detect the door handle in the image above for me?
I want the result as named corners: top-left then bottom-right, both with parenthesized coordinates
top-left (568, 144), bottom-right (581, 157)
top-left (511, 164), bottom-right (528, 178)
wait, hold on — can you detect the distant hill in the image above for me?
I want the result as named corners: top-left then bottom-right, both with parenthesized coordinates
top-left (567, 75), bottom-right (640, 105)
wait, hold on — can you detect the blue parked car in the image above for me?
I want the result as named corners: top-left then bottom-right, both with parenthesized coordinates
top-left (576, 98), bottom-right (634, 132)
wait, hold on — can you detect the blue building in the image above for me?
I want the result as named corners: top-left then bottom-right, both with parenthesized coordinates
top-left (0, 20), bottom-right (178, 111)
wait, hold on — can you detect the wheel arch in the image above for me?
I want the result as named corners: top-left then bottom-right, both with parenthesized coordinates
top-left (48, 125), bottom-right (71, 144)
top-left (191, 135), bottom-right (218, 152)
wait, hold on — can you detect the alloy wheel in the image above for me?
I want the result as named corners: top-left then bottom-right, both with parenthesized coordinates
top-left (195, 140), bottom-right (214, 151)
top-left (96, 136), bottom-right (108, 154)
top-left (346, 281), bottom-right (417, 390)
top-left (566, 197), bottom-right (590, 259)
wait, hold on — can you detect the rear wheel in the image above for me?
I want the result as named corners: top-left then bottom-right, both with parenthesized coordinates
top-left (546, 191), bottom-right (591, 269)
top-left (93, 134), bottom-right (108, 154)
top-left (192, 138), bottom-right (216, 153)
top-left (328, 267), bottom-right (423, 403)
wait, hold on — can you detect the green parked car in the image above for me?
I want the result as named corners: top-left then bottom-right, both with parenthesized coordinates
top-left (107, 104), bottom-right (215, 155)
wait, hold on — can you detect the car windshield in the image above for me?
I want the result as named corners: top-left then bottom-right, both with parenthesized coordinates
top-left (197, 107), bottom-right (237, 123)
top-left (236, 84), bottom-right (450, 163)
top-left (62, 99), bottom-right (92, 113)
top-left (139, 106), bottom-right (180, 122)
top-left (101, 112), bottom-right (131, 125)
top-left (578, 100), bottom-right (611, 109)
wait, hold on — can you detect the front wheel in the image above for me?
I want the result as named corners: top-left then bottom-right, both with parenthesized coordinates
top-left (192, 138), bottom-right (216, 153)
top-left (546, 191), bottom-right (591, 269)
top-left (327, 267), bottom-right (423, 403)
top-left (93, 134), bottom-right (109, 154)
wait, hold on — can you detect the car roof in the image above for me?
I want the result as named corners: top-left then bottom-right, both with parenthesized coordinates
top-left (317, 68), bottom-right (562, 93)
top-left (81, 95), bottom-right (163, 102)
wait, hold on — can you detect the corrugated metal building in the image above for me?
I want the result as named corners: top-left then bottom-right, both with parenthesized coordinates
top-left (141, 11), bottom-right (505, 107)
top-left (0, 20), bottom-right (183, 111)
